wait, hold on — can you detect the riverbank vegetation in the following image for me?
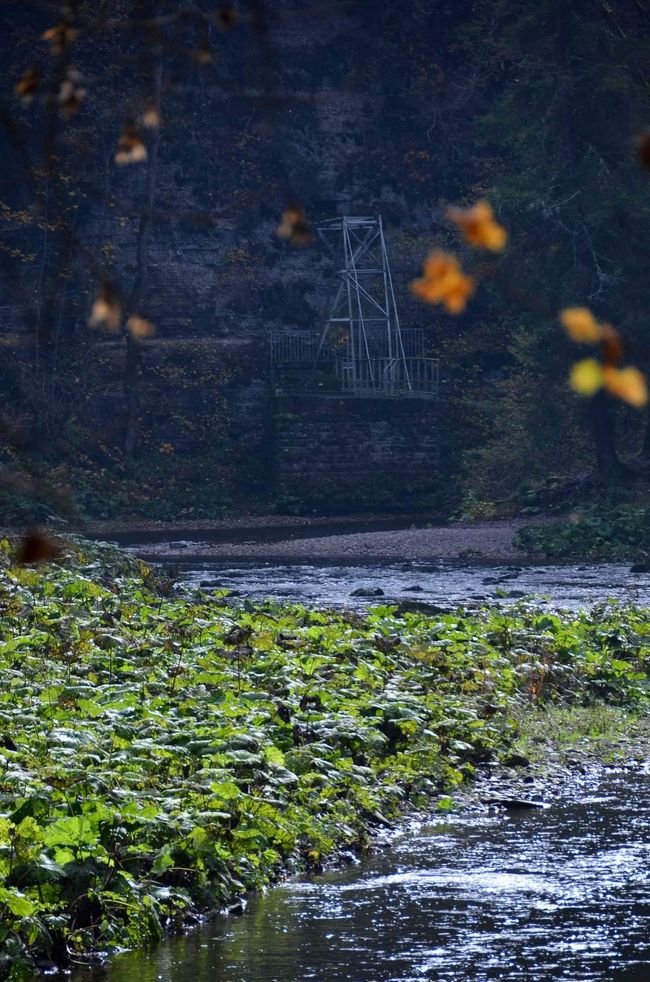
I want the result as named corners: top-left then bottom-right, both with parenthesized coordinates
top-left (0, 540), bottom-right (648, 978)
top-left (516, 503), bottom-right (650, 562)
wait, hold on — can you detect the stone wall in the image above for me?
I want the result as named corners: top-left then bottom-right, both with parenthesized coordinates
top-left (273, 394), bottom-right (440, 512)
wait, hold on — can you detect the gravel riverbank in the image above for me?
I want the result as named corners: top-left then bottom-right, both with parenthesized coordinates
top-left (122, 519), bottom-right (531, 562)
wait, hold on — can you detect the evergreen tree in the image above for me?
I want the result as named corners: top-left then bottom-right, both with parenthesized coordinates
top-left (466, 0), bottom-right (650, 484)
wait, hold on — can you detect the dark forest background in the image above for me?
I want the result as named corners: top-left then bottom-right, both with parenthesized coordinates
top-left (2, 0), bottom-right (650, 522)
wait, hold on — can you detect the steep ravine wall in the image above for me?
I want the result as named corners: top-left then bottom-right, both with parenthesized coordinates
top-left (2, 1), bottom-right (456, 517)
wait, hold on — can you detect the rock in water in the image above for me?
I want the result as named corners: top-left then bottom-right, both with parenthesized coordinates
top-left (481, 797), bottom-right (547, 810)
top-left (503, 753), bottom-right (531, 768)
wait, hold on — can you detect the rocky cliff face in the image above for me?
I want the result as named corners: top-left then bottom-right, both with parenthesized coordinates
top-left (78, 0), bottom-right (467, 346)
top-left (1, 1), bottom-right (472, 517)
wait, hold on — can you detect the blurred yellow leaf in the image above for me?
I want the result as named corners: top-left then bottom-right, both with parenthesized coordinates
top-left (277, 203), bottom-right (312, 246)
top-left (14, 68), bottom-right (40, 105)
top-left (126, 315), bottom-right (155, 340)
top-left (559, 307), bottom-right (602, 344)
top-left (88, 289), bottom-right (121, 332)
top-left (603, 365), bottom-right (648, 407)
top-left (141, 106), bottom-right (161, 129)
top-left (42, 24), bottom-right (77, 54)
top-left (446, 200), bottom-right (507, 252)
top-left (115, 124), bottom-right (147, 165)
top-left (410, 250), bottom-right (475, 314)
top-left (570, 358), bottom-right (603, 396)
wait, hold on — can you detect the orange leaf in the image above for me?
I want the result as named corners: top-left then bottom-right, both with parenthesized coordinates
top-left (14, 68), bottom-right (40, 105)
top-left (126, 315), bottom-right (155, 340)
top-left (559, 307), bottom-right (602, 344)
top-left (276, 203), bottom-right (312, 246)
top-left (410, 250), bottom-right (475, 314)
top-left (88, 288), bottom-right (122, 332)
top-left (602, 365), bottom-right (648, 407)
top-left (115, 124), bottom-right (147, 165)
top-left (446, 200), bottom-right (507, 252)
top-left (600, 323), bottom-right (624, 366)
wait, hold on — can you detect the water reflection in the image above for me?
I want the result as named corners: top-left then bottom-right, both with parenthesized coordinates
top-left (77, 769), bottom-right (650, 982)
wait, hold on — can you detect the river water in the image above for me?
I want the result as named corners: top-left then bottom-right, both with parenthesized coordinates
top-left (174, 558), bottom-right (650, 612)
top-left (76, 545), bottom-right (650, 981)
top-left (76, 766), bottom-right (650, 982)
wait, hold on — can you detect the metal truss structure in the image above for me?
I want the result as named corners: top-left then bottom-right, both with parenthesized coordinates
top-left (271, 215), bottom-right (438, 398)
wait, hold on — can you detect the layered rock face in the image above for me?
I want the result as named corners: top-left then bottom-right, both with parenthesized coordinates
top-left (90, 1), bottom-right (453, 343)
top-left (3, 1), bottom-right (459, 512)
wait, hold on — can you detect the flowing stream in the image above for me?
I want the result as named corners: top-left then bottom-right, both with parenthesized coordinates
top-left (74, 766), bottom-right (650, 982)
top-left (75, 543), bottom-right (650, 981)
top-left (173, 558), bottom-right (650, 612)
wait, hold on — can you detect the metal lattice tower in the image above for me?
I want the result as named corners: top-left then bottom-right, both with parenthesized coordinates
top-left (270, 215), bottom-right (438, 397)
top-left (312, 215), bottom-right (410, 392)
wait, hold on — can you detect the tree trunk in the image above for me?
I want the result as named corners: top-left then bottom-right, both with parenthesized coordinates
top-left (557, 9), bottom-right (627, 480)
top-left (590, 391), bottom-right (627, 481)
top-left (639, 403), bottom-right (650, 460)
top-left (123, 2), bottom-right (163, 459)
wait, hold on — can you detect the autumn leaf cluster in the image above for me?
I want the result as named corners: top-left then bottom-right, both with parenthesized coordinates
top-left (411, 199), bottom-right (647, 409)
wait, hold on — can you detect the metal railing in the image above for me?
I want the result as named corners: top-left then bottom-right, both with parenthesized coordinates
top-left (270, 329), bottom-right (429, 365)
top-left (337, 356), bottom-right (439, 396)
top-left (270, 331), bottom-right (439, 398)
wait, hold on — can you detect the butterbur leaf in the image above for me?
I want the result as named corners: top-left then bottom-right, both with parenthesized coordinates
top-left (14, 530), bottom-right (64, 566)
top-left (42, 815), bottom-right (99, 849)
top-left (264, 745), bottom-right (285, 766)
top-left (446, 200), bottom-right (507, 252)
top-left (569, 358), bottom-right (602, 396)
top-left (602, 365), bottom-right (648, 407)
top-left (0, 887), bottom-right (36, 918)
top-left (151, 849), bottom-right (174, 876)
top-left (559, 307), bottom-right (602, 344)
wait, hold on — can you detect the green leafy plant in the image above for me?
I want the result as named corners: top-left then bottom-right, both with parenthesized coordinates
top-left (0, 537), bottom-right (647, 975)
top-left (517, 505), bottom-right (650, 560)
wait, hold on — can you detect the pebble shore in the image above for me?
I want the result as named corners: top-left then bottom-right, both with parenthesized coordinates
top-left (129, 519), bottom-right (530, 562)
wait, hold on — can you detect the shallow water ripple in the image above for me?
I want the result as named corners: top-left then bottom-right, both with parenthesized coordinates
top-left (177, 559), bottom-right (650, 611)
top-left (81, 769), bottom-right (650, 982)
